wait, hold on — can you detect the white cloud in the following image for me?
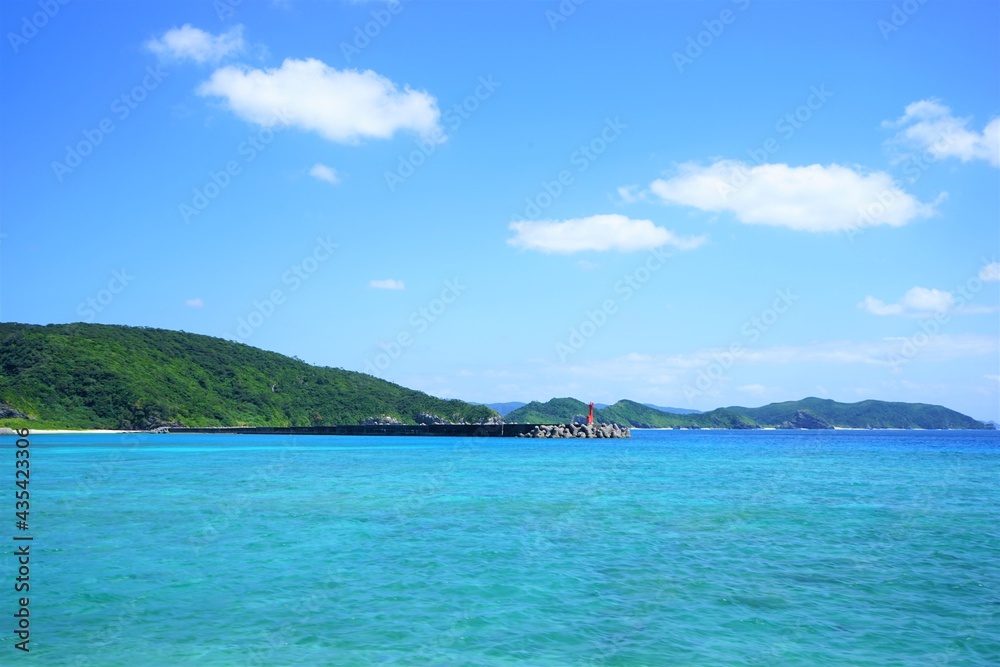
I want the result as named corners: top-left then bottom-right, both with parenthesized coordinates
top-left (859, 287), bottom-right (955, 317)
top-left (647, 160), bottom-right (936, 232)
top-left (507, 214), bottom-right (706, 254)
top-left (980, 262), bottom-right (1000, 282)
top-left (197, 58), bottom-right (442, 144)
top-left (859, 296), bottom-right (903, 316)
top-left (450, 338), bottom-right (998, 412)
top-left (184, 298), bottom-right (205, 308)
top-left (737, 383), bottom-right (767, 395)
top-left (146, 25), bottom-right (245, 63)
top-left (884, 99), bottom-right (999, 167)
top-left (557, 335), bottom-right (998, 379)
top-left (955, 304), bottom-right (1000, 315)
top-left (309, 163), bottom-right (340, 185)
top-left (616, 185), bottom-right (645, 203)
top-left (492, 335), bottom-right (996, 405)
top-left (370, 279), bottom-right (405, 290)
top-left (900, 287), bottom-right (955, 312)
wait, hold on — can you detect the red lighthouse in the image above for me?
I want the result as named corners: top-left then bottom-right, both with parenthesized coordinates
top-left (587, 402), bottom-right (595, 425)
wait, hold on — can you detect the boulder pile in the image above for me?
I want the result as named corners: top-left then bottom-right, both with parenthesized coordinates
top-left (415, 413), bottom-right (451, 425)
top-left (518, 423), bottom-right (630, 439)
top-left (359, 415), bottom-right (404, 426)
top-left (476, 415), bottom-right (504, 425)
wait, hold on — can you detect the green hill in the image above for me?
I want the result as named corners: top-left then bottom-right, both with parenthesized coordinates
top-left (505, 396), bottom-right (990, 430)
top-left (596, 400), bottom-right (758, 429)
top-left (724, 397), bottom-right (988, 429)
top-left (0, 323), bottom-right (497, 430)
top-left (594, 400), bottom-right (684, 427)
top-left (505, 398), bottom-right (755, 428)
top-left (504, 397), bottom-right (590, 424)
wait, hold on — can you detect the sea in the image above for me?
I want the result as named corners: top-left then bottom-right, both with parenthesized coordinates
top-left (4, 429), bottom-right (999, 666)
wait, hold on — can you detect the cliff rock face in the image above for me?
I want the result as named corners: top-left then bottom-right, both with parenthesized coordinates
top-left (778, 410), bottom-right (833, 430)
top-left (0, 403), bottom-right (27, 420)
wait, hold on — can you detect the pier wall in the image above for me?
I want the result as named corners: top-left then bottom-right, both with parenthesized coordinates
top-left (166, 423), bottom-right (630, 438)
top-left (168, 424), bottom-right (536, 437)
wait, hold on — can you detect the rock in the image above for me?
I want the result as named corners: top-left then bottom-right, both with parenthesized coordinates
top-left (0, 403), bottom-right (27, 420)
top-left (416, 413), bottom-right (452, 425)
top-left (777, 410), bottom-right (833, 430)
top-left (477, 415), bottom-right (504, 425)
top-left (359, 415), bottom-right (403, 426)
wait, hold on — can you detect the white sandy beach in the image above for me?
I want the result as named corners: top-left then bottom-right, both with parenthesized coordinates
top-left (12, 429), bottom-right (132, 435)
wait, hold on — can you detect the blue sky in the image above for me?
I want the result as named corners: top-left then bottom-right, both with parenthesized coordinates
top-left (2, 0), bottom-right (998, 420)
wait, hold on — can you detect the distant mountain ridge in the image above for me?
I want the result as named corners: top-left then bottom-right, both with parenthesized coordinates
top-left (504, 396), bottom-right (992, 430)
top-left (474, 401), bottom-right (526, 416)
top-left (505, 398), bottom-right (592, 425)
top-left (474, 402), bottom-right (690, 417)
top-left (643, 403), bottom-right (702, 415)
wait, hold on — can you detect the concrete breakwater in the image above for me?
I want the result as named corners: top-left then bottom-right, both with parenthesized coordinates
top-left (166, 423), bottom-right (630, 438)
top-left (517, 423), bottom-right (630, 439)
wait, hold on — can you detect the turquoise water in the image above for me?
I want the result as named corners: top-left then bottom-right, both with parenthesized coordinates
top-left (4, 429), bottom-right (999, 665)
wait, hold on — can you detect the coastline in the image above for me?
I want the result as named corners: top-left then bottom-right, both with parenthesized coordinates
top-left (15, 429), bottom-right (132, 435)
top-left (630, 426), bottom-right (997, 431)
top-left (9, 426), bottom-right (995, 435)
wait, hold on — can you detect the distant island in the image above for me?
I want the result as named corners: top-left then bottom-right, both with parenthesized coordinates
top-left (476, 401), bottom-right (701, 417)
top-left (505, 397), bottom-right (993, 430)
top-left (0, 323), bottom-right (992, 431)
